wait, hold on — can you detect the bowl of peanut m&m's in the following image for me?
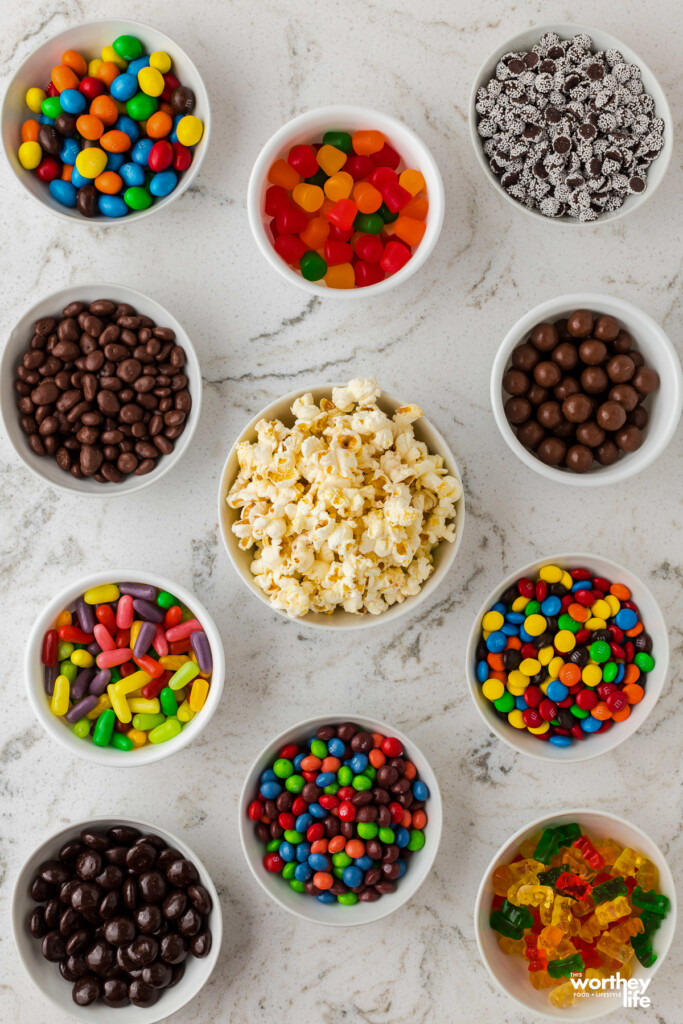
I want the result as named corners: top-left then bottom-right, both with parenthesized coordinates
top-left (239, 715), bottom-right (443, 924)
top-left (26, 570), bottom-right (225, 766)
top-left (474, 809), bottom-right (677, 1020)
top-left (2, 19), bottom-right (210, 223)
top-left (247, 105), bottom-right (445, 296)
top-left (466, 554), bottom-right (668, 763)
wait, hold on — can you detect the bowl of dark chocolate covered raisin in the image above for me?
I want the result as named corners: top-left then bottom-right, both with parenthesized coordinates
top-left (1, 284), bottom-right (201, 495)
top-left (12, 817), bottom-right (221, 1023)
top-left (491, 294), bottom-right (682, 485)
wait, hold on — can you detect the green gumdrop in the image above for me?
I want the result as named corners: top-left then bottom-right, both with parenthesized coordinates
top-left (124, 186), bottom-right (152, 210)
top-left (299, 251), bottom-right (327, 281)
top-left (337, 892), bottom-right (358, 905)
top-left (113, 34), bottom-right (143, 61)
top-left (305, 168), bottom-right (328, 188)
top-left (41, 96), bottom-right (62, 119)
top-left (73, 718), bottom-right (91, 738)
top-left (323, 131), bottom-right (352, 154)
top-left (111, 732), bottom-right (133, 751)
top-left (156, 590), bottom-right (176, 608)
top-left (378, 202), bottom-right (398, 223)
top-left (126, 93), bottom-right (158, 121)
top-left (407, 829), bottom-right (425, 851)
top-left (353, 212), bottom-right (383, 234)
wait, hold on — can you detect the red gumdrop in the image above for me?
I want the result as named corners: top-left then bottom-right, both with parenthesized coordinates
top-left (517, 577), bottom-right (534, 597)
top-left (276, 205), bottom-right (307, 234)
top-left (369, 166), bottom-right (397, 190)
top-left (36, 156), bottom-right (61, 182)
top-left (162, 72), bottom-right (180, 102)
top-left (141, 675), bottom-right (166, 699)
top-left (327, 223), bottom-right (353, 242)
top-left (264, 852), bottom-right (283, 872)
top-left (354, 234), bottom-right (383, 262)
top-left (354, 260), bottom-right (384, 287)
top-left (379, 242), bottom-right (412, 277)
top-left (115, 719), bottom-right (131, 733)
top-left (172, 141), bottom-right (192, 172)
top-left (327, 198), bottom-right (357, 232)
top-left (324, 240), bottom-right (353, 266)
top-left (149, 140), bottom-right (173, 172)
top-left (78, 76), bottom-right (105, 99)
top-left (371, 142), bottom-right (400, 169)
top-left (248, 800), bottom-right (264, 821)
top-left (287, 144), bottom-right (318, 177)
top-left (381, 736), bottom-right (402, 758)
top-left (343, 154), bottom-right (374, 180)
top-left (115, 628), bottom-right (130, 648)
top-left (381, 181), bottom-right (412, 212)
top-left (265, 185), bottom-right (289, 217)
top-left (45, 81), bottom-right (59, 97)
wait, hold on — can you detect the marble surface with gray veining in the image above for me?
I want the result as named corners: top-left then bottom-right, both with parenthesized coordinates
top-left (1, 0), bottom-right (682, 1021)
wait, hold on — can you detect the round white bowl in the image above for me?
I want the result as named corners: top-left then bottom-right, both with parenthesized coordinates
top-left (26, 569), bottom-right (225, 767)
top-left (474, 808), bottom-right (677, 1020)
top-left (218, 382), bottom-right (465, 629)
top-left (2, 18), bottom-right (211, 225)
top-left (247, 104), bottom-right (445, 298)
top-left (491, 293), bottom-right (683, 486)
top-left (0, 283), bottom-right (202, 496)
top-left (239, 714), bottom-right (442, 926)
top-left (466, 552), bottom-right (669, 763)
top-left (12, 815), bottom-right (222, 1024)
top-left (469, 23), bottom-right (673, 226)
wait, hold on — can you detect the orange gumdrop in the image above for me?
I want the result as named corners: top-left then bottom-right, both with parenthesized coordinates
top-left (394, 216), bottom-right (426, 247)
top-left (21, 119), bottom-right (40, 142)
top-left (100, 130), bottom-right (130, 153)
top-left (51, 64), bottom-right (80, 92)
top-left (95, 61), bottom-right (120, 88)
top-left (300, 216), bottom-right (329, 250)
top-left (352, 129), bottom-right (384, 155)
top-left (368, 748), bottom-right (385, 769)
top-left (94, 171), bottom-right (123, 194)
top-left (145, 111), bottom-right (173, 139)
top-left (61, 50), bottom-right (88, 78)
top-left (268, 158), bottom-right (300, 190)
top-left (90, 95), bottom-right (118, 127)
top-left (76, 114), bottom-right (104, 141)
top-left (353, 182), bottom-right (382, 213)
top-left (402, 195), bottom-right (429, 220)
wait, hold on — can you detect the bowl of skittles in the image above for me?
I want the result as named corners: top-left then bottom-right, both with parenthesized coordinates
top-left (466, 554), bottom-right (669, 763)
top-left (2, 19), bottom-right (210, 223)
top-left (474, 809), bottom-right (677, 1019)
top-left (26, 569), bottom-right (225, 766)
top-left (239, 715), bottom-right (443, 924)
top-left (247, 105), bottom-right (445, 296)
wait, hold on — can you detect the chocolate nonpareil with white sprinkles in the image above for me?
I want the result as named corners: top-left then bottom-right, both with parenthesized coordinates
top-left (476, 32), bottom-right (666, 221)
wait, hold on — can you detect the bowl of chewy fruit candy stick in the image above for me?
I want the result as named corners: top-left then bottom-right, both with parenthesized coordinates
top-left (248, 105), bottom-right (445, 296)
top-left (27, 571), bottom-right (225, 766)
top-left (475, 810), bottom-right (675, 1020)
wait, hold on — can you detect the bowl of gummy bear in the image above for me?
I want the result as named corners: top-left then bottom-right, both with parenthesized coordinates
top-left (475, 810), bottom-right (676, 1019)
top-left (2, 19), bottom-right (210, 222)
top-left (27, 570), bottom-right (224, 765)
top-left (248, 105), bottom-right (445, 295)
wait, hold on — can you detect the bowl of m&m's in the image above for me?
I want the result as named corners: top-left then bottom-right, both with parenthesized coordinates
top-left (474, 809), bottom-right (676, 1020)
top-left (239, 715), bottom-right (443, 924)
top-left (247, 105), bottom-right (445, 295)
top-left (26, 570), bottom-right (225, 766)
top-left (466, 555), bottom-right (668, 763)
top-left (2, 19), bottom-right (210, 222)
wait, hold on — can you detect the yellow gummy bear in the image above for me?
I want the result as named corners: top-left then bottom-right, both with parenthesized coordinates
top-left (610, 917), bottom-right (644, 943)
top-left (516, 884), bottom-right (555, 909)
top-left (635, 857), bottom-right (658, 891)
top-left (596, 932), bottom-right (635, 964)
top-left (595, 895), bottom-right (631, 927)
top-left (611, 847), bottom-right (642, 877)
top-left (580, 913), bottom-right (603, 941)
top-left (551, 895), bottom-right (575, 932)
top-left (491, 864), bottom-right (514, 896)
top-left (538, 924), bottom-right (565, 951)
top-left (549, 981), bottom-right (577, 1008)
top-left (529, 970), bottom-right (556, 990)
top-left (497, 935), bottom-right (526, 956)
top-left (595, 838), bottom-right (623, 866)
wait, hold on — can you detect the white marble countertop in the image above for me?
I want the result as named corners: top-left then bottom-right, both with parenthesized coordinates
top-left (1, 1), bottom-right (681, 1022)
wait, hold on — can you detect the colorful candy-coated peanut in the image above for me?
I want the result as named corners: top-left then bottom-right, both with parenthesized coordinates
top-left (18, 141), bottom-right (43, 169)
top-left (176, 115), bottom-right (203, 146)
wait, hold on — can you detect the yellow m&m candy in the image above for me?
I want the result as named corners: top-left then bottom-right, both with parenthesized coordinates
top-left (176, 115), bottom-right (203, 147)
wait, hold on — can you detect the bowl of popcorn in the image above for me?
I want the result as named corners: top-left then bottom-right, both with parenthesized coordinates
top-left (217, 379), bottom-right (465, 628)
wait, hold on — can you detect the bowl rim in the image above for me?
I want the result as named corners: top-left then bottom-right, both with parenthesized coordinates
top-left (468, 21), bottom-right (674, 227)
top-left (237, 712), bottom-right (444, 926)
top-left (0, 280), bottom-right (203, 496)
top-left (24, 568), bottom-right (225, 766)
top-left (1, 17), bottom-right (212, 226)
top-left (246, 103), bottom-right (445, 298)
top-left (11, 813), bottom-right (223, 1024)
top-left (473, 807), bottom-right (677, 1021)
top-left (465, 550), bottom-right (670, 763)
top-left (490, 292), bottom-right (683, 486)
top-left (217, 380), bottom-right (465, 630)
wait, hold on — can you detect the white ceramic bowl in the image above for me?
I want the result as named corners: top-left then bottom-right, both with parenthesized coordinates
top-left (239, 714), bottom-right (442, 925)
top-left (218, 382), bottom-right (465, 629)
top-left (0, 283), bottom-right (202, 496)
top-left (469, 23), bottom-right (673, 226)
top-left (491, 293), bottom-right (683, 486)
top-left (2, 19), bottom-right (211, 225)
top-left (466, 552), bottom-right (669, 763)
top-left (12, 815), bottom-right (222, 1024)
top-left (247, 105), bottom-right (445, 297)
top-left (26, 569), bottom-right (225, 766)
top-left (474, 808), bottom-right (676, 1020)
